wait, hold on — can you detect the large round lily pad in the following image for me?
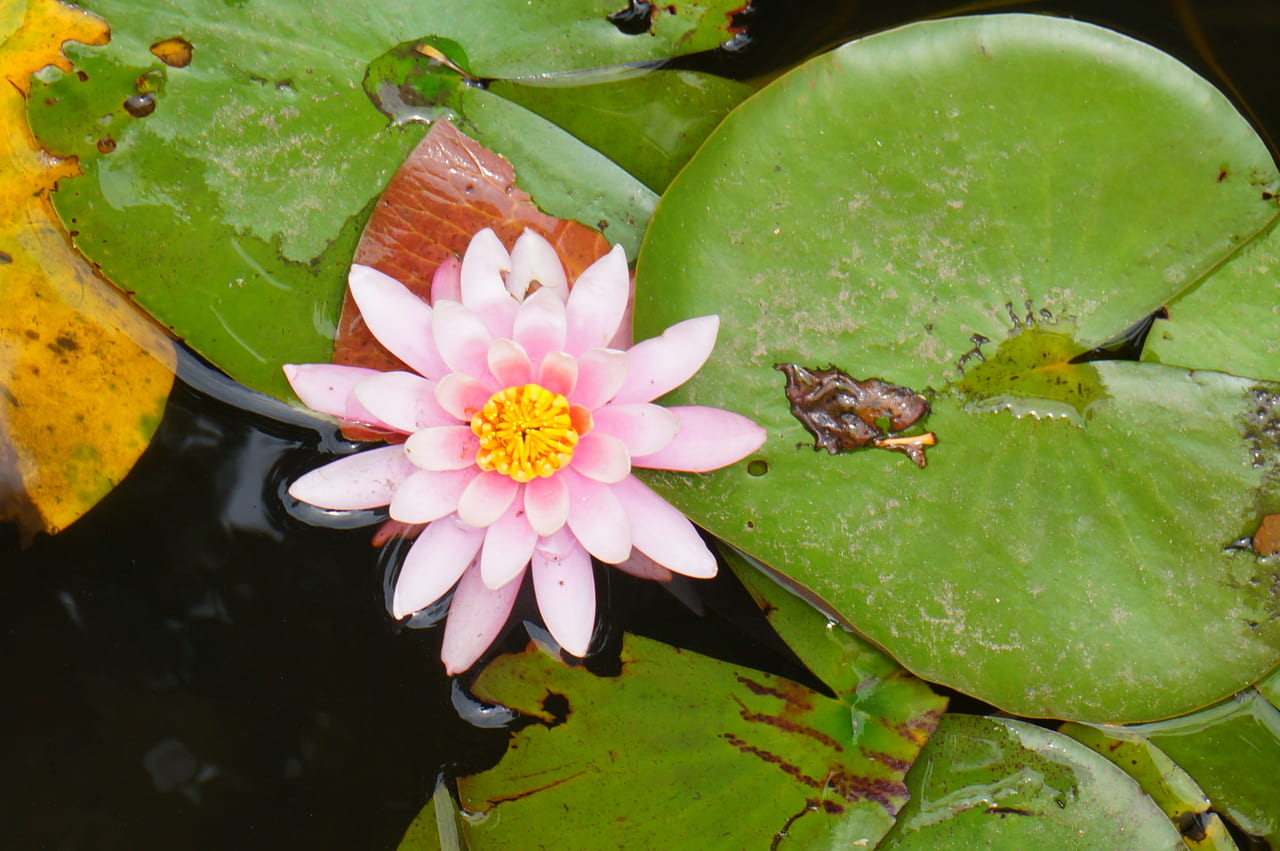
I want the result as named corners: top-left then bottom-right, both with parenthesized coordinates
top-left (633, 14), bottom-right (1280, 722)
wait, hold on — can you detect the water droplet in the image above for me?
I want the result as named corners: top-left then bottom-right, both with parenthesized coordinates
top-left (747, 459), bottom-right (769, 476)
top-left (96, 137), bottom-right (116, 154)
top-left (123, 94), bottom-right (156, 118)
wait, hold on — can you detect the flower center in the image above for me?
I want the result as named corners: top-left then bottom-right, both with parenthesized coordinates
top-left (471, 384), bottom-right (579, 482)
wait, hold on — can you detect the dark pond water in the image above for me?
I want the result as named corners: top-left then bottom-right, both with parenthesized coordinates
top-left (5, 1), bottom-right (1280, 848)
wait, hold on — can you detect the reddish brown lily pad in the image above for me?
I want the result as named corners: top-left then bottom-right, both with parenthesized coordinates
top-left (333, 119), bottom-right (611, 374)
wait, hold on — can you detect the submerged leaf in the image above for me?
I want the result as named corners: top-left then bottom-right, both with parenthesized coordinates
top-left (1, 0), bottom-right (174, 543)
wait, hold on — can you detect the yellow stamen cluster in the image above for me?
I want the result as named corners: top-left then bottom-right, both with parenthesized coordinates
top-left (471, 384), bottom-right (578, 482)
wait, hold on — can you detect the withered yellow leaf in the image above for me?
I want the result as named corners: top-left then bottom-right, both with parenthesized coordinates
top-left (1, 0), bottom-right (175, 543)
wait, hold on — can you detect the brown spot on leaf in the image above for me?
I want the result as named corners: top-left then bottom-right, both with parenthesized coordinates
top-left (149, 36), bottom-right (193, 68)
top-left (1253, 514), bottom-right (1280, 556)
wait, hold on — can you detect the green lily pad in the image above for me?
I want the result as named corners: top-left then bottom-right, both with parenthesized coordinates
top-left (490, 70), bottom-right (755, 193)
top-left (402, 554), bottom-right (944, 848)
top-left (633, 14), bottom-right (1280, 721)
top-left (876, 715), bottom-right (1187, 850)
top-left (26, 0), bottom-right (742, 401)
top-left (1122, 691), bottom-right (1280, 846)
top-left (1059, 722), bottom-right (1238, 850)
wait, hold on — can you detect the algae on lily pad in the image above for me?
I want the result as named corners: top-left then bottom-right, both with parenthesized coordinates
top-left (634, 14), bottom-right (1280, 722)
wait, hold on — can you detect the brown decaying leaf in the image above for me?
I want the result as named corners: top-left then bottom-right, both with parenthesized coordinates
top-left (775, 363), bottom-right (936, 468)
top-left (1254, 514), bottom-right (1280, 557)
top-left (332, 119), bottom-right (611, 374)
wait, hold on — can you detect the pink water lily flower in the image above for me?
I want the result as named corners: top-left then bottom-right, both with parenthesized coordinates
top-left (285, 228), bottom-right (766, 673)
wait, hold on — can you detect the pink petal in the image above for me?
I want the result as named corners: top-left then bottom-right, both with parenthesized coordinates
top-left (569, 431), bottom-right (631, 484)
top-left (283, 363), bottom-right (396, 430)
top-left (610, 475), bottom-right (717, 578)
top-left (404, 426), bottom-right (480, 471)
top-left (632, 406), bottom-right (767, 472)
top-left (479, 501), bottom-right (538, 589)
top-left (456, 470), bottom-right (519, 528)
top-left (591, 403), bottom-right (679, 456)
top-left (347, 265), bottom-right (451, 379)
top-left (288, 445), bottom-right (415, 510)
top-left (613, 315), bottom-right (720, 404)
top-left (565, 244), bottom-right (629, 355)
top-left (392, 517), bottom-right (484, 617)
top-left (435, 372), bottom-right (495, 422)
top-left (388, 468), bottom-right (477, 524)
top-left (570, 348), bottom-right (629, 409)
top-left (607, 269), bottom-right (635, 350)
top-left (440, 564), bottom-right (522, 675)
top-left (431, 300), bottom-right (494, 380)
top-left (564, 468), bottom-right (632, 563)
top-left (524, 474), bottom-right (569, 537)
top-left (430, 254), bottom-right (462, 303)
top-left (513, 287), bottom-right (567, 369)
top-left (353, 371), bottom-right (453, 433)
top-left (508, 229), bottom-right (568, 300)
top-left (538, 351), bottom-right (578, 397)
top-left (613, 549), bottom-right (675, 582)
top-left (460, 228), bottom-right (519, 338)
top-left (531, 528), bottom-right (596, 657)
top-left (487, 338), bottom-right (533, 388)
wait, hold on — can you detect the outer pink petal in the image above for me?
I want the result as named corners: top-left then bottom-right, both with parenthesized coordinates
top-left (570, 348), bottom-right (628, 409)
top-left (609, 475), bottom-right (717, 578)
top-left (430, 254), bottom-right (462, 304)
top-left (563, 468), bottom-right (632, 563)
top-left (531, 528), bottom-right (595, 657)
top-left (537, 351), bottom-right (578, 397)
top-left (612, 315), bottom-right (719, 404)
top-left (435, 372), bottom-right (494, 422)
top-left (508, 229), bottom-right (568, 300)
top-left (524, 474), bottom-right (569, 537)
top-left (283, 363), bottom-right (395, 430)
top-left (441, 564), bottom-right (522, 675)
top-left (388, 468), bottom-right (477, 524)
top-left (456, 470), bottom-right (519, 528)
top-left (479, 501), bottom-right (539, 589)
top-left (460, 228), bottom-right (519, 338)
top-left (488, 338), bottom-right (533, 388)
top-left (513, 287), bottom-right (567, 370)
top-left (608, 270), bottom-right (635, 350)
top-left (404, 426), bottom-right (480, 471)
top-left (564, 244), bottom-right (629, 355)
top-left (353, 371), bottom-right (453, 433)
top-left (569, 431), bottom-right (631, 484)
top-left (613, 549), bottom-right (675, 582)
top-left (288, 445), bottom-right (415, 510)
top-left (348, 265), bottom-right (451, 379)
top-left (591, 403), bottom-right (679, 456)
top-left (391, 517), bottom-right (484, 617)
top-left (431, 300), bottom-right (494, 380)
top-left (632, 406), bottom-right (767, 472)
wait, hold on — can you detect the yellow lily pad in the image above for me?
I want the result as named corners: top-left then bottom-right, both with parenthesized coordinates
top-left (1, 0), bottom-right (174, 543)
